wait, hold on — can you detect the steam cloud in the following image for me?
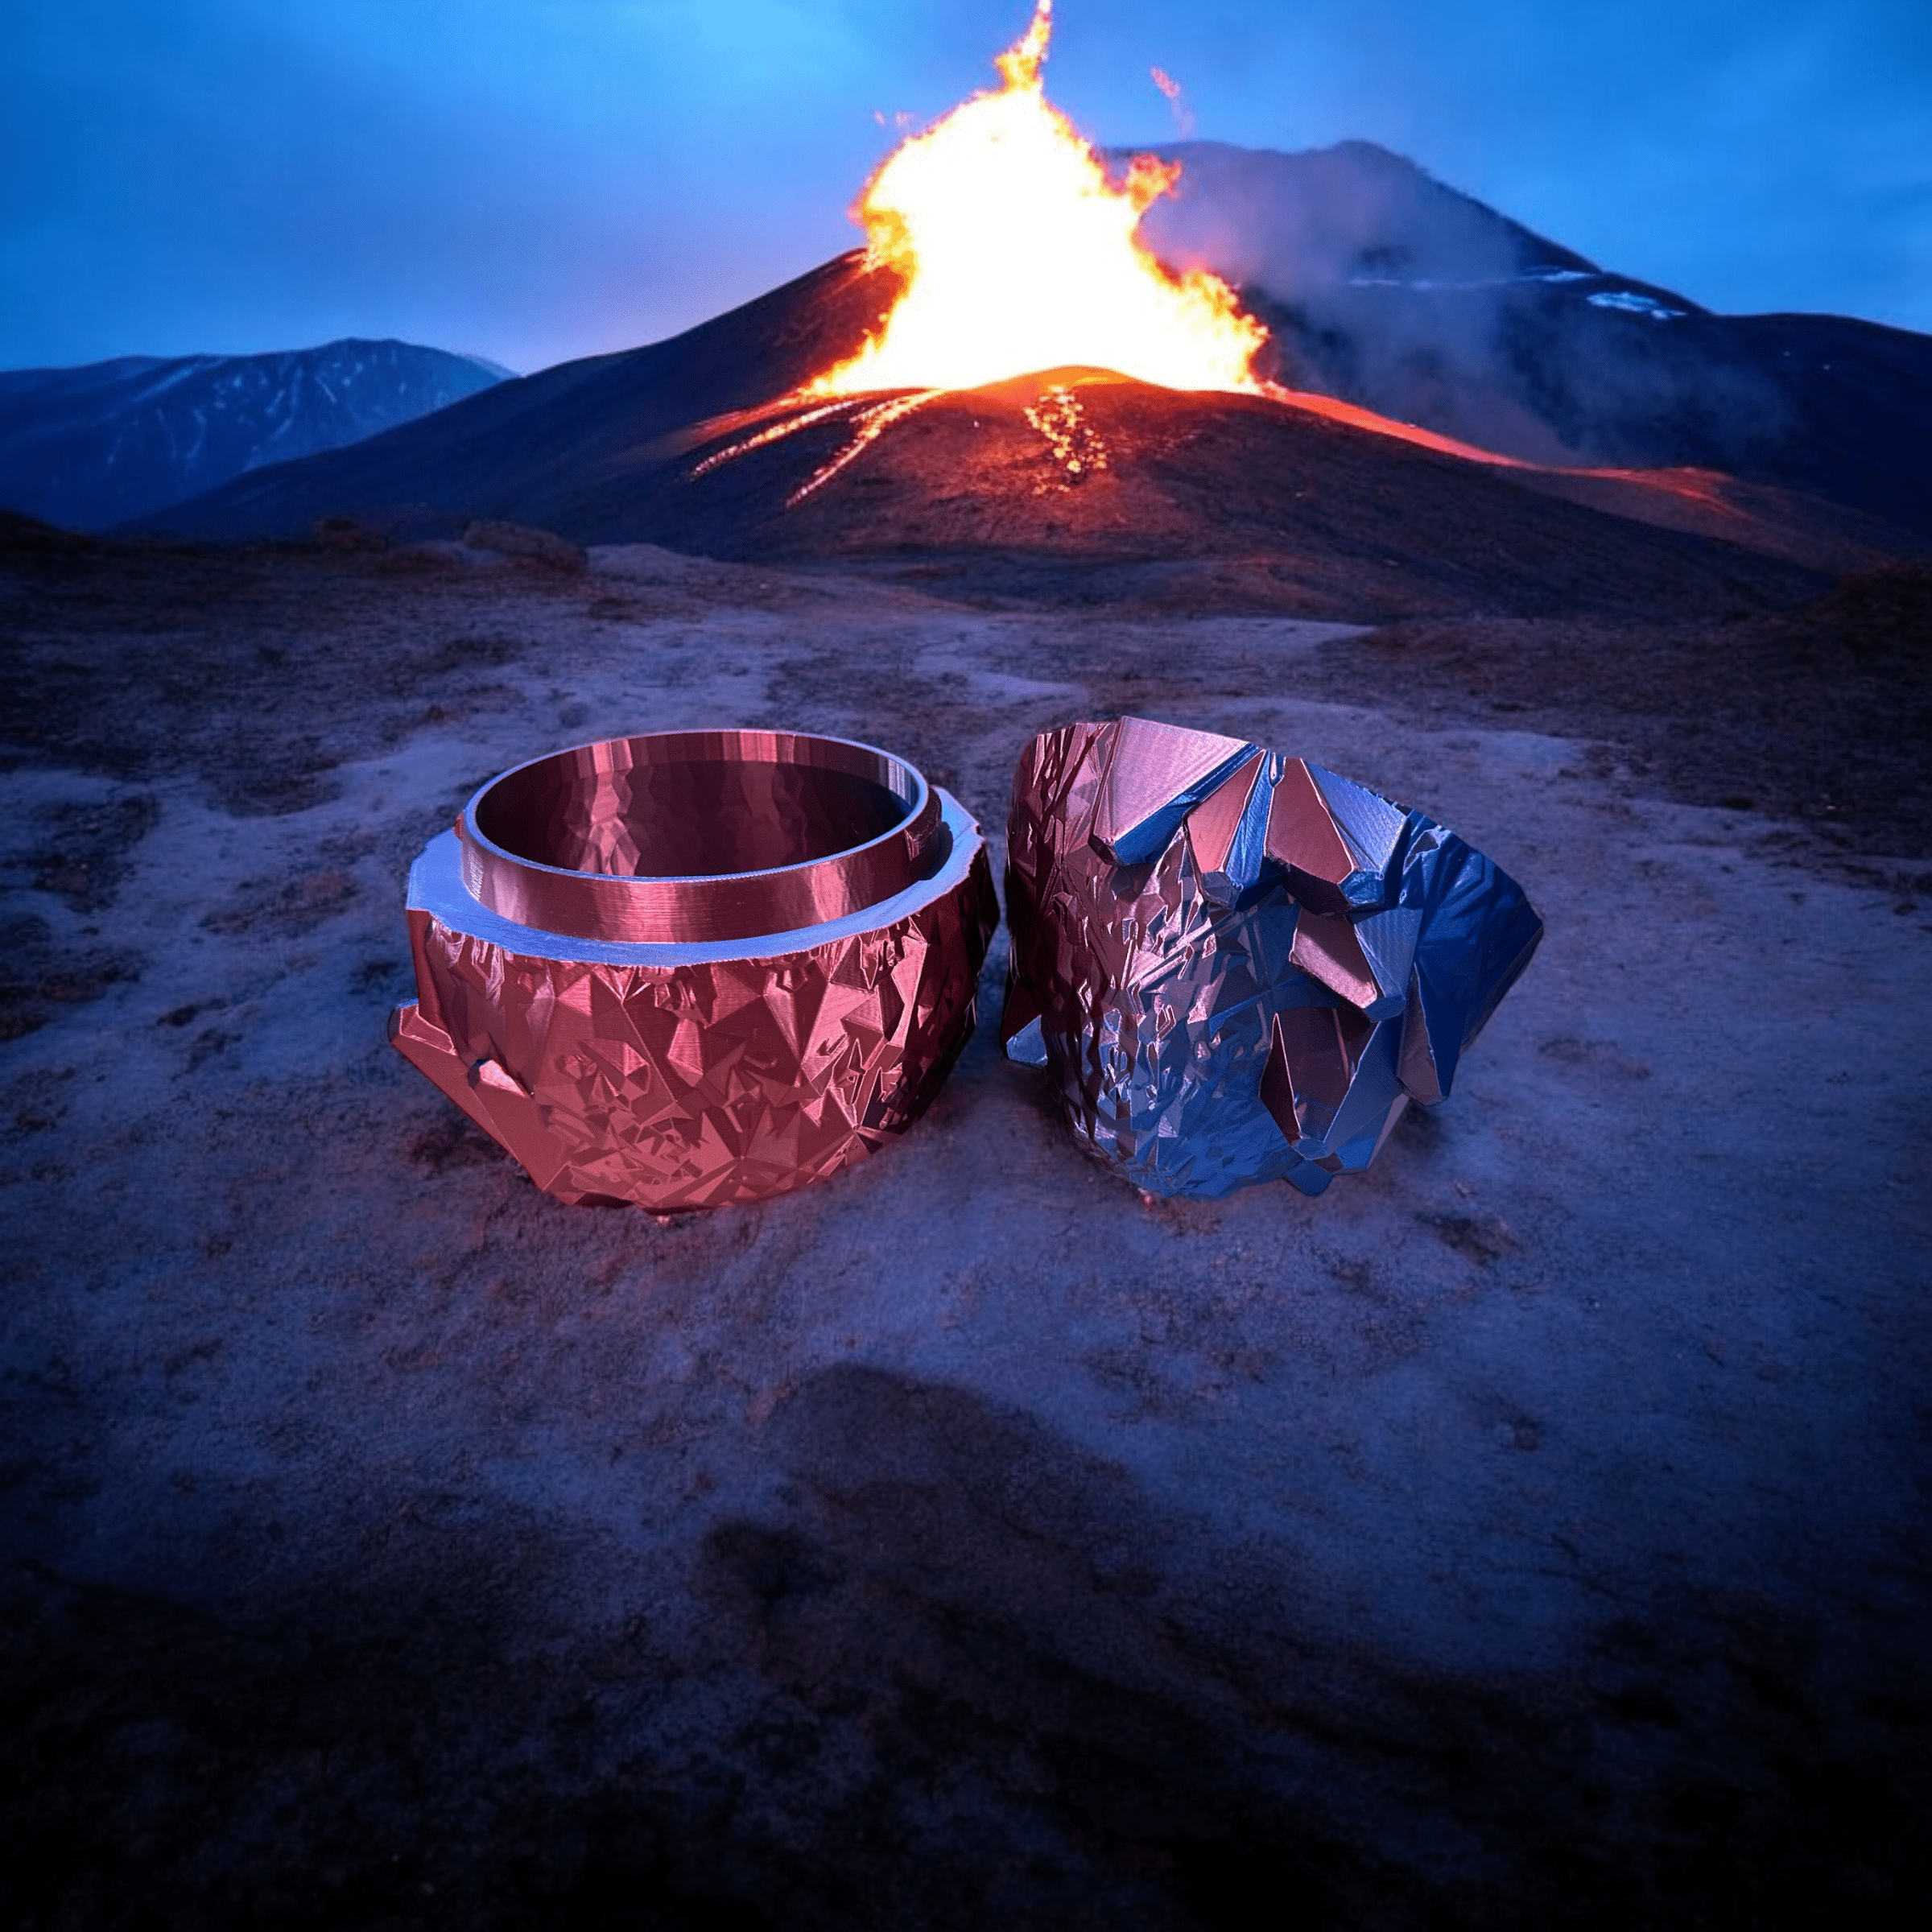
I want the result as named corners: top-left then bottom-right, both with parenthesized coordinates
top-left (1128, 139), bottom-right (1794, 472)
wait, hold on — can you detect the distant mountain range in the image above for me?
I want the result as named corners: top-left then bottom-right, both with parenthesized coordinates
top-left (0, 339), bottom-right (509, 530)
top-left (16, 142), bottom-right (1927, 576)
top-left (103, 248), bottom-right (1876, 623)
top-left (124, 258), bottom-right (902, 547)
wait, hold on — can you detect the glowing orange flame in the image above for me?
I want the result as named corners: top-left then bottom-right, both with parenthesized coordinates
top-left (815, 1), bottom-right (1266, 398)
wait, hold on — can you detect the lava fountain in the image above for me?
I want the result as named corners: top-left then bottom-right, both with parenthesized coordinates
top-left (691, 2), bottom-right (1523, 502)
top-left (813, 1), bottom-right (1267, 397)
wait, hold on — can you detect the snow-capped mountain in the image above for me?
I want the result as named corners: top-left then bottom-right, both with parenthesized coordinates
top-left (1134, 141), bottom-right (1932, 533)
top-left (0, 338), bottom-right (510, 531)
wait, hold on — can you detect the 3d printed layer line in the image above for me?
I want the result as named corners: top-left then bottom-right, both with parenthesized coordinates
top-left (391, 730), bottom-right (997, 1210)
top-left (1001, 716), bottom-right (1544, 1198)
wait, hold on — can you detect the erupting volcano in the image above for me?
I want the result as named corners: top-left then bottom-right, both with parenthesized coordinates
top-left (679, 1), bottom-right (1280, 511)
top-left (133, 11), bottom-right (1932, 582)
top-left (814, 1), bottom-right (1267, 398)
top-left (13, 24), bottom-right (1931, 1913)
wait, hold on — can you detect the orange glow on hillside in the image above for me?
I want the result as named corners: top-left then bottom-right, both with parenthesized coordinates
top-left (814, 2), bottom-right (1267, 397)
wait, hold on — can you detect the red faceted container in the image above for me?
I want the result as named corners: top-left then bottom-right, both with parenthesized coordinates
top-left (391, 729), bottom-right (997, 1210)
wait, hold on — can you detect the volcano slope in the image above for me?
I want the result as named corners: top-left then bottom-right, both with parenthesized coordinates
top-left (144, 249), bottom-right (1926, 605)
top-left (1136, 139), bottom-right (1932, 539)
top-left (6, 386), bottom-right (1932, 1927)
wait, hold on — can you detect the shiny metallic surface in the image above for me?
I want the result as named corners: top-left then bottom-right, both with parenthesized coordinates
top-left (391, 732), bottom-right (997, 1210)
top-left (460, 729), bottom-right (943, 945)
top-left (1002, 716), bottom-right (1543, 1198)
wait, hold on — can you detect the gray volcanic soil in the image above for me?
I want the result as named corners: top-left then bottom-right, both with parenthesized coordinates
top-left (2, 530), bottom-right (1930, 1927)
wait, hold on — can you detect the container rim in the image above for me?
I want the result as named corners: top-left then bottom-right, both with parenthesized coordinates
top-left (456, 729), bottom-right (944, 945)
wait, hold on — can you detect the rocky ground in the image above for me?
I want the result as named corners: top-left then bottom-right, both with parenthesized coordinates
top-left (2, 528), bottom-right (1929, 1927)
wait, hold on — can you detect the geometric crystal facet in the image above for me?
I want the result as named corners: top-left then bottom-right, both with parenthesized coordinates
top-left (391, 730), bottom-right (997, 1211)
top-left (1187, 751), bottom-right (1272, 910)
top-left (1002, 716), bottom-right (1542, 1198)
top-left (1089, 715), bottom-right (1257, 867)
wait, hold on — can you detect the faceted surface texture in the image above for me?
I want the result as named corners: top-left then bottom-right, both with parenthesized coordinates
top-left (392, 815), bottom-right (996, 1212)
top-left (1002, 717), bottom-right (1543, 1197)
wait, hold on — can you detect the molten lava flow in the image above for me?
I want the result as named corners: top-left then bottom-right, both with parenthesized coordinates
top-left (815, 1), bottom-right (1265, 397)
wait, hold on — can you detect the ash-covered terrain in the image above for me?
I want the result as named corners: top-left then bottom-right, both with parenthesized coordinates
top-left (2, 506), bottom-right (1928, 1926)
top-left (4, 130), bottom-right (1931, 1931)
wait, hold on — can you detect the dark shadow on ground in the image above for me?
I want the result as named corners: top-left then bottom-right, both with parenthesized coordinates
top-left (6, 1364), bottom-right (1926, 1930)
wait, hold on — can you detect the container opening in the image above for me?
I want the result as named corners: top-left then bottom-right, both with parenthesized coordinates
top-left (474, 738), bottom-right (912, 881)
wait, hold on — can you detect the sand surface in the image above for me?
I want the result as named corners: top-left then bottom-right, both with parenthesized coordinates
top-left (3, 537), bottom-right (1928, 1926)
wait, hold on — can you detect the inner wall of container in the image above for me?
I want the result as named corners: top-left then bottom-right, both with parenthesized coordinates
top-left (476, 746), bottom-right (910, 881)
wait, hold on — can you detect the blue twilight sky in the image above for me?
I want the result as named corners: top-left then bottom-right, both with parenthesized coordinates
top-left (5, 0), bottom-right (1927, 374)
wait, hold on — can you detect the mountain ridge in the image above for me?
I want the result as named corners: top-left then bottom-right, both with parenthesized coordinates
top-left (104, 140), bottom-right (1932, 576)
top-left (1136, 141), bottom-right (1932, 530)
top-left (0, 337), bottom-right (508, 531)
